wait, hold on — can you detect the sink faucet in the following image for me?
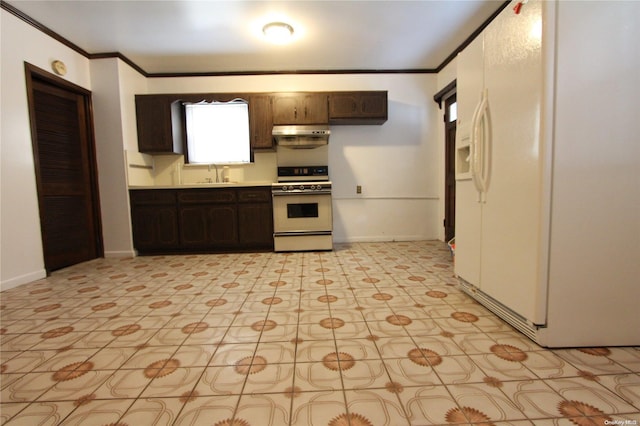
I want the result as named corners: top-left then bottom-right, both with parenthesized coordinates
top-left (207, 164), bottom-right (220, 183)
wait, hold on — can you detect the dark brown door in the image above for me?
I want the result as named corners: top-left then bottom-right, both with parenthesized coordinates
top-left (26, 64), bottom-right (103, 272)
top-left (444, 94), bottom-right (457, 242)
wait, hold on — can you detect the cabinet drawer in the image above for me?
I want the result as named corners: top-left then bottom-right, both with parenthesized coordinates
top-left (178, 190), bottom-right (236, 204)
top-left (130, 190), bottom-right (176, 205)
top-left (238, 188), bottom-right (271, 203)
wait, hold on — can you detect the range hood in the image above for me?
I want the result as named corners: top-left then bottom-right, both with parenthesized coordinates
top-left (272, 125), bottom-right (330, 149)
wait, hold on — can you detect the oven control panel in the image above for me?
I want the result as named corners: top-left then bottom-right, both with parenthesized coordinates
top-left (277, 166), bottom-right (328, 182)
top-left (272, 181), bottom-right (332, 195)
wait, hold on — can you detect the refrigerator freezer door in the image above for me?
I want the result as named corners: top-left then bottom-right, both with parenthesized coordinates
top-left (479, 0), bottom-right (546, 324)
top-left (454, 35), bottom-right (485, 287)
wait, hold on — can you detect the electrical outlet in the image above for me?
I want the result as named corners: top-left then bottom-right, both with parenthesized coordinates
top-left (356, 185), bottom-right (362, 194)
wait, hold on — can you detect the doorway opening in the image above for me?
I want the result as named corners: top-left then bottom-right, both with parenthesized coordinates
top-left (25, 63), bottom-right (103, 272)
top-left (444, 94), bottom-right (457, 242)
top-left (434, 81), bottom-right (457, 243)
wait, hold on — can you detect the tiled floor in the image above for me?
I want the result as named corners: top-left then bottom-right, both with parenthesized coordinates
top-left (1, 241), bottom-right (639, 425)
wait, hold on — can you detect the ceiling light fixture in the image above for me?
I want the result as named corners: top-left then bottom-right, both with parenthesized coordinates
top-left (262, 21), bottom-right (294, 43)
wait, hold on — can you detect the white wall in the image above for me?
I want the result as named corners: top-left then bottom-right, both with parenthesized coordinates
top-left (90, 58), bottom-right (146, 258)
top-left (147, 74), bottom-right (442, 243)
top-left (0, 10), bottom-right (92, 290)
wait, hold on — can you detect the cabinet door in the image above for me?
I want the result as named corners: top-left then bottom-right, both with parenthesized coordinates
top-left (131, 206), bottom-right (179, 251)
top-left (135, 95), bottom-right (183, 154)
top-left (179, 205), bottom-right (238, 248)
top-left (272, 93), bottom-right (328, 124)
top-left (249, 95), bottom-right (274, 150)
top-left (238, 203), bottom-right (273, 247)
top-left (300, 93), bottom-right (329, 124)
top-left (238, 188), bottom-right (273, 248)
top-left (328, 92), bottom-right (388, 124)
top-left (208, 205), bottom-right (239, 247)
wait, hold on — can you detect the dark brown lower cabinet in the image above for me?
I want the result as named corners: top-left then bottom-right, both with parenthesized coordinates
top-left (239, 203), bottom-right (273, 246)
top-left (179, 205), bottom-right (238, 248)
top-left (130, 190), bottom-right (179, 252)
top-left (131, 205), bottom-right (179, 251)
top-left (130, 187), bottom-right (273, 254)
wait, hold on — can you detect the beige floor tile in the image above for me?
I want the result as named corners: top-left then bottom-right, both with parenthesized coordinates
top-left (289, 390), bottom-right (347, 426)
top-left (597, 373), bottom-right (640, 409)
top-left (194, 365), bottom-right (248, 395)
top-left (294, 362), bottom-right (343, 392)
top-left (344, 388), bottom-right (409, 425)
top-left (62, 398), bottom-right (134, 426)
top-left (2, 241), bottom-right (638, 425)
top-left (92, 369), bottom-right (151, 399)
top-left (208, 343), bottom-right (257, 367)
top-left (397, 384), bottom-right (461, 425)
top-left (37, 368), bottom-right (113, 402)
top-left (1, 400), bottom-right (77, 425)
top-left (433, 355), bottom-right (488, 385)
top-left (141, 366), bottom-right (206, 398)
top-left (468, 353), bottom-right (537, 382)
top-left (234, 392), bottom-right (292, 425)
top-left (545, 377), bottom-right (640, 416)
top-left (499, 379), bottom-right (567, 420)
top-left (242, 362), bottom-right (295, 394)
top-left (340, 359), bottom-right (389, 390)
top-left (2, 371), bottom-right (55, 402)
top-left (383, 357), bottom-right (442, 388)
top-left (446, 383), bottom-right (527, 421)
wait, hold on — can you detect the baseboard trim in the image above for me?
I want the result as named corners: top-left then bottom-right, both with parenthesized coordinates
top-left (1, 269), bottom-right (47, 292)
top-left (333, 236), bottom-right (435, 244)
top-left (104, 250), bottom-right (136, 258)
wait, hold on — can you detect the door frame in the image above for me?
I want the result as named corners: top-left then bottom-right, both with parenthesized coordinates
top-left (434, 80), bottom-right (457, 242)
top-left (443, 92), bottom-right (457, 242)
top-left (24, 62), bottom-right (103, 272)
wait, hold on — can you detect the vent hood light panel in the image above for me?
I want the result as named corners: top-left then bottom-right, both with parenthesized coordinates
top-left (273, 125), bottom-right (330, 148)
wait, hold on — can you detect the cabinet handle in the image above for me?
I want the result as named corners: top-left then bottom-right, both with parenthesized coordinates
top-left (304, 106), bottom-right (308, 117)
top-left (294, 107), bottom-right (297, 119)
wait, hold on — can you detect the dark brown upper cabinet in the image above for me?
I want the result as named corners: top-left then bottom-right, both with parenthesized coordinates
top-left (272, 93), bottom-right (329, 125)
top-left (135, 95), bottom-right (184, 154)
top-left (249, 94), bottom-right (274, 150)
top-left (328, 91), bottom-right (388, 124)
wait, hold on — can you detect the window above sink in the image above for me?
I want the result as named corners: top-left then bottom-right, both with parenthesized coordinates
top-left (184, 99), bottom-right (251, 165)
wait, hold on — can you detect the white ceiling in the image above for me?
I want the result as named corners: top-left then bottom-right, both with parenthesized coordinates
top-left (7, 0), bottom-right (505, 75)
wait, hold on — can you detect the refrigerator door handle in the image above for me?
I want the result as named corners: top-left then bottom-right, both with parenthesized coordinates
top-left (479, 90), bottom-right (492, 200)
top-left (472, 91), bottom-right (489, 199)
top-left (470, 95), bottom-right (484, 199)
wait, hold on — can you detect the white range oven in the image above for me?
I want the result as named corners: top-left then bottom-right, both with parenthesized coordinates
top-left (272, 166), bottom-right (333, 252)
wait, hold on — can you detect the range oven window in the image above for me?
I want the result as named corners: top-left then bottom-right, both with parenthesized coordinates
top-left (287, 203), bottom-right (319, 218)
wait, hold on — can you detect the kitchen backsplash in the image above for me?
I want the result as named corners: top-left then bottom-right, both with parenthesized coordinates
top-left (125, 150), bottom-right (277, 187)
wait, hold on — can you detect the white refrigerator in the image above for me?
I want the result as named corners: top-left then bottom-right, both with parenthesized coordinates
top-left (454, 0), bottom-right (640, 347)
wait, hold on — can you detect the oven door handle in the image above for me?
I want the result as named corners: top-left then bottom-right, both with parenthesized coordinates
top-left (272, 190), bottom-right (332, 196)
top-left (274, 231), bottom-right (333, 237)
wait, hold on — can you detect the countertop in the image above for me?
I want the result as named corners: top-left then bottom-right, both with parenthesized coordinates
top-left (129, 181), bottom-right (274, 190)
